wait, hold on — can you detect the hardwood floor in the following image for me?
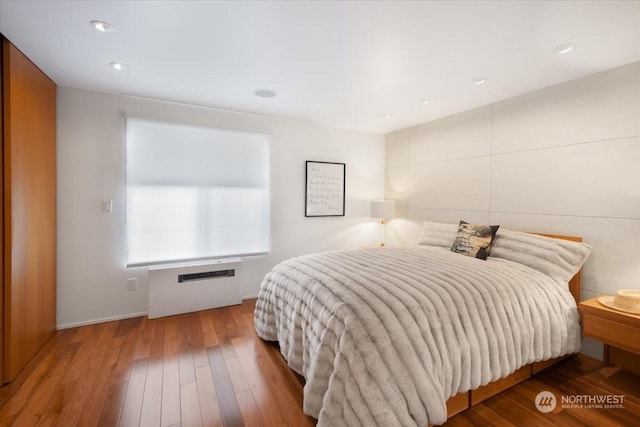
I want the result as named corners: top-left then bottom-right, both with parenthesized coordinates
top-left (0, 299), bottom-right (638, 426)
top-left (446, 357), bottom-right (640, 426)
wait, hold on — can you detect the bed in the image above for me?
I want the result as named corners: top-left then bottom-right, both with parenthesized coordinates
top-left (254, 222), bottom-right (592, 426)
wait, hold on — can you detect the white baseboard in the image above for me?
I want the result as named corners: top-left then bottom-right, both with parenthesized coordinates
top-left (57, 311), bottom-right (149, 330)
top-left (57, 296), bottom-right (259, 330)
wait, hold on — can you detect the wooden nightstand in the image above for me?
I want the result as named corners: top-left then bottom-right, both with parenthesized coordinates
top-left (579, 297), bottom-right (640, 371)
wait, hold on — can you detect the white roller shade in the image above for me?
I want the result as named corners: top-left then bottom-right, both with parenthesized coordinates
top-left (125, 118), bottom-right (270, 266)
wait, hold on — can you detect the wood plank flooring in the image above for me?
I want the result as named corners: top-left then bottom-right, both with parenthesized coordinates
top-left (0, 299), bottom-right (638, 426)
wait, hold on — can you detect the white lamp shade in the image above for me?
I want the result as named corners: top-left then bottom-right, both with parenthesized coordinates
top-left (370, 200), bottom-right (395, 219)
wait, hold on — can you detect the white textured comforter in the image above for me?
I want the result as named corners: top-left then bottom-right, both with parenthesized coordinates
top-left (254, 246), bottom-right (581, 426)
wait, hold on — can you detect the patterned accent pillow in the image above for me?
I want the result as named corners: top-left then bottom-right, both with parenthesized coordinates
top-left (450, 221), bottom-right (500, 260)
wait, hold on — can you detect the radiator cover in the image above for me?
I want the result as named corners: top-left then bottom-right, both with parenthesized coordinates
top-left (148, 259), bottom-right (242, 319)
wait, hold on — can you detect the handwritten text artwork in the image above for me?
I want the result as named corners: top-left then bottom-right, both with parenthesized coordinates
top-left (305, 161), bottom-right (345, 216)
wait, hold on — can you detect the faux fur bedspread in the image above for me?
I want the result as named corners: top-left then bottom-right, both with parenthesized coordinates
top-left (254, 246), bottom-right (581, 426)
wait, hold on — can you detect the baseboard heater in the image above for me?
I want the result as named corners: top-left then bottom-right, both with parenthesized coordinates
top-left (148, 259), bottom-right (242, 319)
top-left (178, 269), bottom-right (235, 283)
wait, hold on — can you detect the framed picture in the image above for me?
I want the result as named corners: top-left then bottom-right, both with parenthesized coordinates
top-left (305, 161), bottom-right (346, 217)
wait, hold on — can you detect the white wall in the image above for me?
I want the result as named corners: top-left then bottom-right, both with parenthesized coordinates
top-left (385, 60), bottom-right (640, 359)
top-left (57, 87), bottom-right (385, 328)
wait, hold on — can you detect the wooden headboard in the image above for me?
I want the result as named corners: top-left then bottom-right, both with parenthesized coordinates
top-left (533, 233), bottom-right (583, 305)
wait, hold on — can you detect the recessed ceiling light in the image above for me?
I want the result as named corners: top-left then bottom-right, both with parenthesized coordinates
top-left (90, 20), bottom-right (117, 33)
top-left (552, 43), bottom-right (575, 54)
top-left (254, 89), bottom-right (276, 98)
top-left (110, 62), bottom-right (123, 71)
top-left (383, 114), bottom-right (391, 119)
top-left (421, 99), bottom-right (430, 105)
top-left (471, 77), bottom-right (487, 85)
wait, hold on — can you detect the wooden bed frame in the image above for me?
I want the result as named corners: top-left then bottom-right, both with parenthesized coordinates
top-left (442, 233), bottom-right (583, 421)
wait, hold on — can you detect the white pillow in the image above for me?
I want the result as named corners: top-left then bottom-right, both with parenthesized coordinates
top-left (490, 229), bottom-right (592, 284)
top-left (416, 221), bottom-right (458, 248)
top-left (417, 221), bottom-right (593, 285)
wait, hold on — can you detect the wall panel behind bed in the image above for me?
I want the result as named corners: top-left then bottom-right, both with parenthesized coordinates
top-left (385, 61), bottom-right (640, 363)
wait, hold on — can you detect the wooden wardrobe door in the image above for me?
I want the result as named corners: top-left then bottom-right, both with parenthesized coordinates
top-left (2, 37), bottom-right (57, 382)
top-left (0, 36), bottom-right (4, 383)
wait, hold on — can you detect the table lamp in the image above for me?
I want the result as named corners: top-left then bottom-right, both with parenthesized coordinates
top-left (370, 200), bottom-right (395, 247)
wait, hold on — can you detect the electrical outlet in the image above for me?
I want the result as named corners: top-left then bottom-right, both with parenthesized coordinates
top-left (127, 278), bottom-right (137, 291)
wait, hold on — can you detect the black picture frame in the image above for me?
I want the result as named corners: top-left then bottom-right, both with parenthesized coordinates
top-left (305, 161), bottom-right (346, 217)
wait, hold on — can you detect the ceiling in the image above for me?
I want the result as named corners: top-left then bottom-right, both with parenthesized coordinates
top-left (2, 1), bottom-right (640, 134)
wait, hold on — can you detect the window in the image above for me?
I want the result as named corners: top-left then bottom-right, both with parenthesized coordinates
top-left (125, 118), bottom-right (270, 266)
